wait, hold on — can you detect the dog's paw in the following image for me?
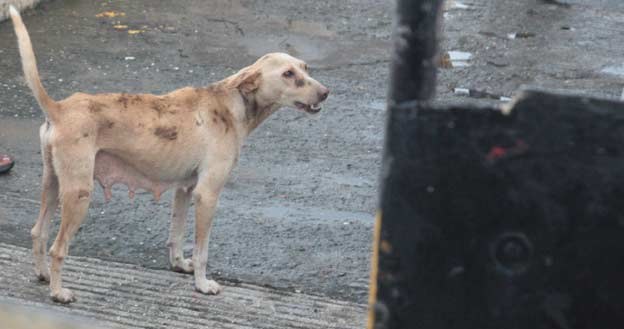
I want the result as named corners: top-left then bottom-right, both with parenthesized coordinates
top-left (171, 258), bottom-right (194, 274)
top-left (195, 279), bottom-right (222, 295)
top-left (35, 270), bottom-right (50, 283)
top-left (51, 288), bottom-right (76, 304)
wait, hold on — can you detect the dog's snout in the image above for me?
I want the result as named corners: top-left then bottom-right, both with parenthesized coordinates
top-left (318, 86), bottom-right (330, 102)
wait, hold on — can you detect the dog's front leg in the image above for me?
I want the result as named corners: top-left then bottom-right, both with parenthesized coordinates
top-left (167, 187), bottom-right (193, 273)
top-left (190, 162), bottom-right (233, 295)
top-left (192, 186), bottom-right (223, 294)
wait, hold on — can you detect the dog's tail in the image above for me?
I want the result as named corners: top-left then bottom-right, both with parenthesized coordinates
top-left (9, 6), bottom-right (58, 121)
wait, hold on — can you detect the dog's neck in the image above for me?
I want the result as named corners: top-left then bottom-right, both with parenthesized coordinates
top-left (207, 74), bottom-right (281, 136)
top-left (240, 91), bottom-right (280, 133)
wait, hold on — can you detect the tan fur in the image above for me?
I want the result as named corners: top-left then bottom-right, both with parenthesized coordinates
top-left (9, 5), bottom-right (57, 118)
top-left (9, 6), bottom-right (329, 303)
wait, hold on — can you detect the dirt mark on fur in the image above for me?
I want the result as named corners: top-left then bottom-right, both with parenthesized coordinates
top-left (212, 108), bottom-right (233, 133)
top-left (117, 94), bottom-right (143, 109)
top-left (88, 101), bottom-right (106, 113)
top-left (154, 126), bottom-right (178, 140)
top-left (78, 190), bottom-right (90, 199)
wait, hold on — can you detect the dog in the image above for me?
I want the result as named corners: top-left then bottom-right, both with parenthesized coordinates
top-left (9, 5), bottom-right (329, 303)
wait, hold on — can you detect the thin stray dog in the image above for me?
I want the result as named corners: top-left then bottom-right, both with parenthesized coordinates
top-left (9, 6), bottom-right (329, 303)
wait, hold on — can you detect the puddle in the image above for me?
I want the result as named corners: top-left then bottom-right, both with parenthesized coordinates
top-left (239, 18), bottom-right (337, 61)
top-left (240, 35), bottom-right (329, 61)
top-left (287, 20), bottom-right (336, 38)
top-left (601, 65), bottom-right (624, 77)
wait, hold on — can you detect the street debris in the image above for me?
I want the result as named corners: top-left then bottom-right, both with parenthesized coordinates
top-left (454, 87), bottom-right (470, 96)
top-left (439, 52), bottom-right (453, 68)
top-left (95, 11), bottom-right (125, 18)
top-left (452, 1), bottom-right (469, 9)
top-left (539, 0), bottom-right (572, 8)
top-left (447, 50), bottom-right (473, 67)
top-left (95, 10), bottom-right (144, 34)
top-left (454, 87), bottom-right (511, 101)
top-left (507, 32), bottom-right (536, 40)
top-left (486, 59), bottom-right (510, 68)
top-left (444, 0), bottom-right (472, 10)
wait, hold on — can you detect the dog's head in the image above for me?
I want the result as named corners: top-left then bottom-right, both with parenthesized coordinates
top-left (233, 53), bottom-right (330, 114)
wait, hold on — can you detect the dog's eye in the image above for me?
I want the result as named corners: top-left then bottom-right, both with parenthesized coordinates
top-left (304, 65), bottom-right (309, 72)
top-left (283, 70), bottom-right (294, 78)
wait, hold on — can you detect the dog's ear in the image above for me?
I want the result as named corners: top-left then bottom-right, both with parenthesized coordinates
top-left (235, 69), bottom-right (262, 93)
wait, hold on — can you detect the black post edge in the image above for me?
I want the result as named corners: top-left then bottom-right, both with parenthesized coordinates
top-left (368, 1), bottom-right (443, 328)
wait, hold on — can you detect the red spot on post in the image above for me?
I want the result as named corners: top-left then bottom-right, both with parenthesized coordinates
top-left (487, 146), bottom-right (507, 161)
top-left (486, 139), bottom-right (529, 163)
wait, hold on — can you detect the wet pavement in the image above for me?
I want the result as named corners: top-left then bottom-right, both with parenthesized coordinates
top-left (439, 0), bottom-right (624, 105)
top-left (0, 0), bottom-right (389, 304)
top-left (0, 0), bottom-right (623, 316)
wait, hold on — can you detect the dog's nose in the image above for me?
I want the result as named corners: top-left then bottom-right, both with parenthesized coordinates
top-left (318, 86), bottom-right (330, 102)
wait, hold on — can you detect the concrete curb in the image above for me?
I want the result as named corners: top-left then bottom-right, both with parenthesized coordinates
top-left (0, 243), bottom-right (367, 329)
top-left (0, 0), bottom-right (43, 22)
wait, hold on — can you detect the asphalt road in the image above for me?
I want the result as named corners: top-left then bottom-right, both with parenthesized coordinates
top-left (1, 0), bottom-right (623, 305)
top-left (0, 0), bottom-right (390, 303)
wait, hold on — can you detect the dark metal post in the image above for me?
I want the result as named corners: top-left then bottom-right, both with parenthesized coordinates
top-left (370, 0), bottom-right (624, 328)
top-left (388, 0), bottom-right (442, 104)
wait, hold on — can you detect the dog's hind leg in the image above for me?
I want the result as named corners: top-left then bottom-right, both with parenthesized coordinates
top-left (31, 143), bottom-right (59, 282)
top-left (30, 145), bottom-right (59, 281)
top-left (47, 146), bottom-right (95, 304)
top-left (167, 187), bottom-right (194, 273)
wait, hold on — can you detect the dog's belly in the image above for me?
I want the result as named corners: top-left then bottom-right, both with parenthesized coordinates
top-left (94, 151), bottom-right (197, 201)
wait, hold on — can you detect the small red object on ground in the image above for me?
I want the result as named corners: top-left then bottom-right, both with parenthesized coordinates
top-left (0, 154), bottom-right (15, 174)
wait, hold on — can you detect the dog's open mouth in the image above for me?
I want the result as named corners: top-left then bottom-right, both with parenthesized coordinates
top-left (295, 101), bottom-right (322, 114)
